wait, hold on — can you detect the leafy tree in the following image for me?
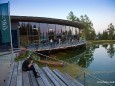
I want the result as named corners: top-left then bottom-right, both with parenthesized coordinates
top-left (67, 11), bottom-right (79, 22)
top-left (89, 28), bottom-right (96, 40)
top-left (97, 32), bottom-right (102, 40)
top-left (97, 23), bottom-right (115, 40)
top-left (101, 30), bottom-right (108, 40)
top-left (67, 12), bottom-right (115, 41)
top-left (114, 34), bottom-right (115, 40)
top-left (107, 23), bottom-right (115, 40)
top-left (67, 12), bottom-right (96, 40)
top-left (79, 15), bottom-right (95, 40)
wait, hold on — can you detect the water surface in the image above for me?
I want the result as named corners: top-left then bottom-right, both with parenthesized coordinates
top-left (62, 44), bottom-right (115, 86)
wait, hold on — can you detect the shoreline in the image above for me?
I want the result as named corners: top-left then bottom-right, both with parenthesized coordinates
top-left (88, 40), bottom-right (115, 45)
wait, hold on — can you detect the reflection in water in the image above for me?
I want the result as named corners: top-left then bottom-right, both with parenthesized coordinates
top-left (102, 43), bottom-right (115, 58)
top-left (53, 43), bottom-right (115, 86)
top-left (107, 44), bottom-right (115, 58)
top-left (52, 43), bottom-right (115, 86)
top-left (66, 44), bottom-right (115, 68)
top-left (65, 44), bottom-right (115, 86)
top-left (66, 44), bottom-right (99, 68)
top-left (79, 44), bottom-right (97, 68)
top-left (102, 43), bottom-right (108, 49)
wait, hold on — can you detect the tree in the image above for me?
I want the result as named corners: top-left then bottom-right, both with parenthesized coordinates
top-left (101, 30), bottom-right (108, 40)
top-left (89, 29), bottom-right (96, 40)
top-left (79, 14), bottom-right (95, 40)
top-left (97, 32), bottom-right (102, 40)
top-left (67, 11), bottom-right (79, 22)
top-left (67, 12), bottom-right (96, 40)
top-left (107, 23), bottom-right (115, 40)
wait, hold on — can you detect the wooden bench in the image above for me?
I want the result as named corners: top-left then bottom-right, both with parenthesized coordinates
top-left (5, 61), bottom-right (84, 86)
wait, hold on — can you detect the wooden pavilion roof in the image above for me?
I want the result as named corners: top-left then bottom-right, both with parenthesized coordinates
top-left (11, 16), bottom-right (84, 29)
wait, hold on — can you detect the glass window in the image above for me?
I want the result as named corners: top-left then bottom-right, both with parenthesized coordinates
top-left (48, 24), bottom-right (55, 40)
top-left (31, 22), bottom-right (40, 43)
top-left (61, 25), bottom-right (66, 42)
top-left (76, 28), bottom-right (79, 34)
top-left (72, 27), bottom-right (76, 35)
top-left (70, 26), bottom-right (73, 35)
top-left (31, 22), bottom-right (39, 35)
top-left (48, 24), bottom-right (55, 34)
top-left (56, 24), bottom-right (62, 35)
top-left (40, 23), bottom-right (48, 40)
top-left (62, 25), bottom-right (66, 35)
top-left (66, 26), bottom-right (70, 35)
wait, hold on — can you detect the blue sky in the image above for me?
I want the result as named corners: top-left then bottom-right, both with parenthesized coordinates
top-left (0, 0), bottom-right (115, 34)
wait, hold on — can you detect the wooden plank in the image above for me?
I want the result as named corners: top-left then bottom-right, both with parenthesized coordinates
top-left (34, 64), bottom-right (52, 86)
top-left (29, 71), bottom-right (38, 86)
top-left (17, 61), bottom-right (22, 86)
top-left (64, 73), bottom-right (84, 86)
top-left (41, 68), bottom-right (54, 86)
top-left (34, 64), bottom-right (46, 86)
top-left (72, 79), bottom-right (84, 86)
top-left (5, 60), bottom-right (83, 86)
top-left (53, 69), bottom-right (72, 86)
top-left (5, 63), bottom-right (15, 86)
top-left (36, 77), bottom-right (45, 86)
top-left (42, 67), bottom-right (60, 86)
top-left (43, 67), bottom-right (67, 86)
top-left (22, 71), bottom-right (31, 86)
top-left (28, 71), bottom-right (34, 86)
top-left (64, 73), bottom-right (77, 86)
top-left (66, 73), bottom-right (84, 86)
top-left (10, 62), bottom-right (18, 86)
top-left (45, 67), bottom-right (67, 86)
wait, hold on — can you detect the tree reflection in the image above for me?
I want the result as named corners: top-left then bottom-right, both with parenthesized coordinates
top-left (107, 44), bottom-right (115, 58)
top-left (102, 43), bottom-right (108, 49)
top-left (77, 45), bottom-right (94, 68)
top-left (66, 44), bottom-right (115, 68)
top-left (66, 45), bottom-right (98, 68)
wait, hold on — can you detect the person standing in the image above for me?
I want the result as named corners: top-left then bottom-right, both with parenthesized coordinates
top-left (59, 38), bottom-right (61, 47)
top-left (50, 39), bottom-right (53, 47)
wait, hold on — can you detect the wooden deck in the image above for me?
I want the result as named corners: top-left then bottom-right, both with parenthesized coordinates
top-left (29, 41), bottom-right (86, 52)
top-left (5, 61), bottom-right (84, 86)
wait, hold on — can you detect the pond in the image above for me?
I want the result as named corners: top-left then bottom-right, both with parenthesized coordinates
top-left (52, 43), bottom-right (115, 86)
top-left (65, 44), bottom-right (115, 86)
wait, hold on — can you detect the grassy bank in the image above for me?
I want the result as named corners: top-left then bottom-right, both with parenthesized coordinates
top-left (88, 40), bottom-right (115, 45)
top-left (50, 47), bottom-right (85, 60)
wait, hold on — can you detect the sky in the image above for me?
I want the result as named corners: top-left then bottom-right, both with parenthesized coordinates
top-left (0, 0), bottom-right (115, 34)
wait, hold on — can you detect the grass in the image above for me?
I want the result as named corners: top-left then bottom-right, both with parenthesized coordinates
top-left (88, 40), bottom-right (115, 45)
top-left (50, 48), bottom-right (85, 60)
top-left (14, 51), bottom-right (30, 62)
top-left (49, 62), bottom-right (87, 79)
